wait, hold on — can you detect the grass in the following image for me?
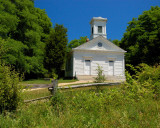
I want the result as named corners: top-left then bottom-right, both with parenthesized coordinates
top-left (23, 88), bottom-right (50, 100)
top-left (58, 79), bottom-right (78, 83)
top-left (23, 84), bottom-right (119, 100)
top-left (1, 86), bottom-right (160, 128)
top-left (2, 64), bottom-right (160, 127)
top-left (21, 78), bottom-right (78, 84)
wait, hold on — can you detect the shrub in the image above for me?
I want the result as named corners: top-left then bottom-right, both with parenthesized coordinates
top-left (136, 63), bottom-right (160, 83)
top-left (124, 63), bottom-right (160, 99)
top-left (94, 64), bottom-right (106, 83)
top-left (0, 64), bottom-right (22, 112)
top-left (137, 64), bottom-right (160, 98)
top-left (50, 91), bottom-right (66, 113)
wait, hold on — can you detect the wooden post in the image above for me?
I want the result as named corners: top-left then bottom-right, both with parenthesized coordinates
top-left (48, 79), bottom-right (58, 95)
top-left (51, 79), bottom-right (58, 95)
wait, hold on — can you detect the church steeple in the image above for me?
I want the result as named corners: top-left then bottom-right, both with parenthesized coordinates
top-left (90, 17), bottom-right (107, 39)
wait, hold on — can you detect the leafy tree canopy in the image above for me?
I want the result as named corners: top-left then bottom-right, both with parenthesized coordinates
top-left (67, 36), bottom-right (88, 52)
top-left (0, 0), bottom-right (52, 78)
top-left (120, 6), bottom-right (160, 66)
top-left (112, 39), bottom-right (121, 46)
top-left (45, 24), bottom-right (68, 77)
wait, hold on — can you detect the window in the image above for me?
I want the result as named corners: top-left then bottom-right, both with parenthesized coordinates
top-left (92, 27), bottom-right (94, 34)
top-left (98, 42), bottom-right (102, 47)
top-left (85, 60), bottom-right (90, 62)
top-left (98, 26), bottom-right (102, 33)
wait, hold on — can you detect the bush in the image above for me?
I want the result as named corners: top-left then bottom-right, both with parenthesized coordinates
top-left (137, 64), bottom-right (160, 98)
top-left (50, 91), bottom-right (66, 113)
top-left (123, 63), bottom-right (160, 99)
top-left (0, 64), bottom-right (22, 112)
top-left (94, 64), bottom-right (106, 83)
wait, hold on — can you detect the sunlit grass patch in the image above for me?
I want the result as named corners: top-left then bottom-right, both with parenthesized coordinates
top-left (23, 88), bottom-right (50, 100)
top-left (21, 79), bottom-right (78, 84)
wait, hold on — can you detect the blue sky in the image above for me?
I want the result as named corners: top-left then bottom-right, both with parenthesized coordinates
top-left (34, 0), bottom-right (160, 42)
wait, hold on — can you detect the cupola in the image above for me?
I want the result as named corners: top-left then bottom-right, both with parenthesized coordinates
top-left (90, 17), bottom-right (107, 39)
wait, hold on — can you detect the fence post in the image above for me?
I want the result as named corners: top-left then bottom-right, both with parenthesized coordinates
top-left (51, 79), bottom-right (58, 95)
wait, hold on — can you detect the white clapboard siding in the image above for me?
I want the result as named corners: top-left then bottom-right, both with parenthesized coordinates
top-left (65, 36), bottom-right (126, 81)
top-left (73, 50), bottom-right (125, 78)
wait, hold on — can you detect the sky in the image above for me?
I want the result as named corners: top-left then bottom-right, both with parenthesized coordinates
top-left (34, 0), bottom-right (160, 42)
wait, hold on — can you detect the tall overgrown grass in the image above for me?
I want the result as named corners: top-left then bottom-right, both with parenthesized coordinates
top-left (1, 89), bottom-right (160, 127)
top-left (1, 63), bottom-right (160, 127)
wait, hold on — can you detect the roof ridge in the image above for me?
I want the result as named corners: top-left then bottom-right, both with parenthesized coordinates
top-left (73, 36), bottom-right (100, 49)
top-left (73, 36), bottom-right (126, 53)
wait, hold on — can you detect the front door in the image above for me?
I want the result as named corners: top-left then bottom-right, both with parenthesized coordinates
top-left (84, 60), bottom-right (91, 75)
top-left (108, 61), bottom-right (114, 76)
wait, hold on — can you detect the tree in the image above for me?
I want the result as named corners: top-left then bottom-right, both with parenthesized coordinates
top-left (45, 24), bottom-right (68, 77)
top-left (120, 6), bottom-right (160, 66)
top-left (0, 0), bottom-right (52, 78)
top-left (67, 36), bottom-right (88, 52)
top-left (112, 39), bottom-right (121, 46)
top-left (0, 38), bottom-right (7, 61)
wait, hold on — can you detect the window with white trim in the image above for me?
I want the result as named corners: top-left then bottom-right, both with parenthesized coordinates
top-left (98, 26), bottom-right (102, 33)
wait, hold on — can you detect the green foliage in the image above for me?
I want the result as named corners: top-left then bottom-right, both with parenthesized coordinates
top-left (1, 65), bottom-right (160, 127)
top-left (67, 36), bottom-right (87, 52)
top-left (1, 38), bottom-right (27, 72)
top-left (136, 64), bottom-right (160, 98)
top-left (52, 72), bottom-right (58, 80)
top-left (50, 91), bottom-right (66, 112)
top-left (0, 64), bottom-right (22, 112)
top-left (124, 63), bottom-right (160, 99)
top-left (94, 64), bottom-right (106, 83)
top-left (1, 64), bottom-right (160, 127)
top-left (120, 6), bottom-right (160, 66)
top-left (1, 94), bottom-right (160, 127)
top-left (112, 39), bottom-right (121, 46)
top-left (45, 24), bottom-right (68, 77)
top-left (137, 63), bottom-right (160, 83)
top-left (0, 0), bottom-right (52, 78)
top-left (0, 38), bottom-right (7, 60)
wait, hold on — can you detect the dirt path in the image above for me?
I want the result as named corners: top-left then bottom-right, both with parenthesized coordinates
top-left (24, 79), bottom-right (123, 91)
top-left (24, 80), bottom-right (94, 91)
top-left (58, 80), bottom-right (93, 86)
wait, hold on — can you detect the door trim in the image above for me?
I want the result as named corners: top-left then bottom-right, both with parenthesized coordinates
top-left (83, 59), bottom-right (92, 75)
top-left (108, 60), bottom-right (114, 76)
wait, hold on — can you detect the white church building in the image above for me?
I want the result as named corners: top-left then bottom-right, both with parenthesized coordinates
top-left (65, 17), bottom-right (126, 81)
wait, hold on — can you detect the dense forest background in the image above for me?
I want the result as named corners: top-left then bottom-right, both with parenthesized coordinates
top-left (0, 0), bottom-right (160, 79)
top-left (0, 0), bottom-right (68, 79)
top-left (119, 6), bottom-right (160, 66)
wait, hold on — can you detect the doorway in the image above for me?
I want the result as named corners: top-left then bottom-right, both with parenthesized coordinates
top-left (84, 60), bottom-right (91, 75)
top-left (108, 61), bottom-right (114, 76)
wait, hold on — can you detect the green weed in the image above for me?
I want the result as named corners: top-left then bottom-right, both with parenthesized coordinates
top-left (1, 64), bottom-right (160, 127)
